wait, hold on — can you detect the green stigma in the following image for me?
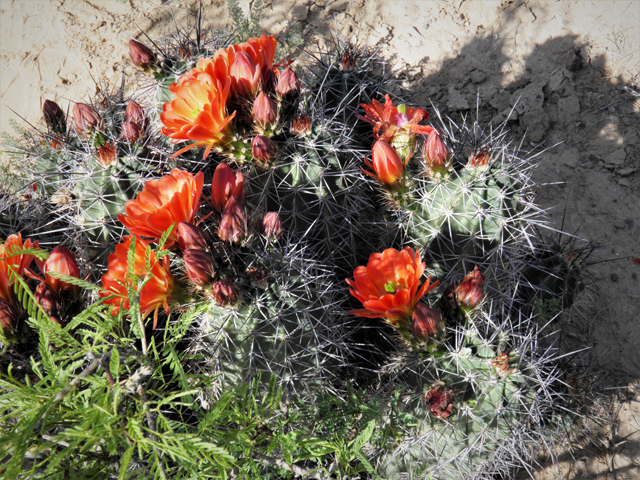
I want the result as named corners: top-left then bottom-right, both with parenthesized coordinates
top-left (397, 104), bottom-right (407, 114)
top-left (384, 281), bottom-right (396, 294)
top-left (191, 108), bottom-right (201, 117)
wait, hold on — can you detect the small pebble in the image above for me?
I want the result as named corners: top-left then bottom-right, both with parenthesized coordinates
top-left (610, 273), bottom-right (619, 282)
top-left (632, 273), bottom-right (638, 281)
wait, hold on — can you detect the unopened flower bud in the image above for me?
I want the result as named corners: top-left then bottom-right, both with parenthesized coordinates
top-left (35, 282), bottom-right (60, 317)
top-left (73, 103), bottom-right (101, 133)
top-left (251, 135), bottom-right (275, 163)
top-left (230, 50), bottom-right (260, 98)
top-left (96, 142), bottom-right (117, 168)
top-left (276, 67), bottom-right (300, 99)
top-left (129, 39), bottom-right (157, 70)
top-left (363, 140), bottom-right (406, 188)
top-left (42, 245), bottom-right (80, 296)
top-left (211, 280), bottom-right (239, 306)
top-left (454, 266), bottom-right (484, 311)
top-left (252, 92), bottom-right (278, 133)
top-left (212, 163), bottom-right (244, 210)
top-left (411, 303), bottom-right (442, 340)
top-left (125, 100), bottom-right (146, 127)
top-left (43, 100), bottom-right (67, 136)
top-left (121, 121), bottom-right (142, 143)
top-left (176, 222), bottom-right (208, 252)
top-left (0, 297), bottom-right (19, 336)
top-left (183, 249), bottom-right (215, 287)
top-left (423, 129), bottom-right (450, 177)
top-left (261, 212), bottom-right (282, 241)
top-left (425, 385), bottom-right (454, 419)
top-left (218, 196), bottom-right (246, 243)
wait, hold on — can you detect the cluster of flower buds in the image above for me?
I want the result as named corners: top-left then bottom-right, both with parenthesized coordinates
top-left (32, 245), bottom-right (81, 326)
top-left (425, 384), bottom-right (455, 419)
top-left (0, 235), bottom-right (81, 337)
top-left (121, 100), bottom-right (146, 144)
top-left (213, 163), bottom-right (247, 244)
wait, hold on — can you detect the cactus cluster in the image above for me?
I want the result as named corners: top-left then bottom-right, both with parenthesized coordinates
top-left (0, 15), bottom-right (593, 479)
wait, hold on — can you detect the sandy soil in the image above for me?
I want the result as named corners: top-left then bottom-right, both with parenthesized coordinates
top-left (1, 0), bottom-right (639, 477)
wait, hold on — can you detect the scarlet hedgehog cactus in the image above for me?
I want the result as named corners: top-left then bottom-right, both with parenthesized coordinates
top-left (0, 12), bottom-right (594, 480)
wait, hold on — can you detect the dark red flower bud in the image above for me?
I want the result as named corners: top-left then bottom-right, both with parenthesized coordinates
top-left (129, 39), bottom-right (157, 70)
top-left (73, 103), bottom-right (101, 133)
top-left (43, 100), bottom-right (67, 136)
top-left (42, 245), bottom-right (80, 296)
top-left (411, 303), bottom-right (442, 340)
top-left (276, 67), bottom-right (300, 98)
top-left (212, 163), bottom-right (245, 211)
top-left (0, 297), bottom-right (20, 336)
top-left (261, 212), bottom-right (282, 242)
top-left (34, 282), bottom-right (60, 317)
top-left (125, 100), bottom-right (146, 127)
top-left (251, 135), bottom-right (275, 163)
top-left (121, 121), bottom-right (142, 143)
top-left (183, 249), bottom-right (215, 287)
top-left (211, 280), bottom-right (239, 306)
top-left (218, 196), bottom-right (246, 244)
top-left (252, 92), bottom-right (278, 133)
top-left (454, 266), bottom-right (484, 311)
top-left (176, 222), bottom-right (208, 252)
top-left (425, 385), bottom-right (454, 419)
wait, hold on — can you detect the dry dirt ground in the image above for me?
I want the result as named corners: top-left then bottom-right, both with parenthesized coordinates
top-left (1, 0), bottom-right (639, 478)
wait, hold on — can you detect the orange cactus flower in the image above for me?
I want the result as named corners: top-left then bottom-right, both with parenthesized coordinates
top-left (160, 71), bottom-right (236, 159)
top-left (359, 94), bottom-right (434, 142)
top-left (0, 233), bottom-right (39, 302)
top-left (118, 169), bottom-right (204, 247)
top-left (346, 246), bottom-right (439, 324)
top-left (100, 236), bottom-right (174, 328)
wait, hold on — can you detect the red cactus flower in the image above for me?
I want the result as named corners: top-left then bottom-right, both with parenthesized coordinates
top-left (43, 99), bottom-right (67, 136)
top-left (96, 142), bottom-right (117, 167)
top-left (346, 246), bottom-right (439, 325)
top-left (0, 297), bottom-right (20, 337)
top-left (0, 233), bottom-right (39, 303)
top-left (467, 147), bottom-right (491, 169)
top-left (118, 169), bottom-right (204, 247)
top-left (359, 94), bottom-right (434, 145)
top-left (100, 236), bottom-right (174, 328)
top-left (261, 212), bottom-right (282, 241)
top-left (362, 140), bottom-right (408, 188)
top-left (160, 71), bottom-right (236, 160)
top-left (211, 163), bottom-right (244, 210)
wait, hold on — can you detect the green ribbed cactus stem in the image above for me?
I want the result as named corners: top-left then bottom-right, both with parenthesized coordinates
top-left (374, 311), bottom-right (544, 480)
